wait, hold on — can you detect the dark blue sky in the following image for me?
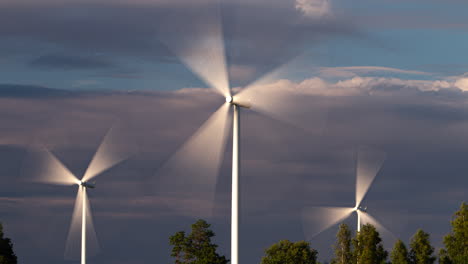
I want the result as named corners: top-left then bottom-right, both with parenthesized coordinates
top-left (1, 0), bottom-right (468, 263)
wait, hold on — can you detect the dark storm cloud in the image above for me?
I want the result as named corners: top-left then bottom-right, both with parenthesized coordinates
top-left (30, 54), bottom-right (115, 70)
top-left (0, 2), bottom-right (358, 79)
top-left (1, 81), bottom-right (468, 263)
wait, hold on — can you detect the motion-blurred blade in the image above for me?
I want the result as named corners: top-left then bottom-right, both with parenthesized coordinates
top-left (156, 103), bottom-right (231, 218)
top-left (302, 207), bottom-right (354, 240)
top-left (82, 125), bottom-right (135, 182)
top-left (355, 147), bottom-right (386, 208)
top-left (360, 212), bottom-right (396, 243)
top-left (22, 146), bottom-right (78, 185)
top-left (156, 1), bottom-right (229, 97)
top-left (65, 188), bottom-right (99, 260)
top-left (235, 61), bottom-right (328, 134)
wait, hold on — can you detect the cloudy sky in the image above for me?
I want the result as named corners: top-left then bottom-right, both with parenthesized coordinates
top-left (1, 0), bottom-right (468, 263)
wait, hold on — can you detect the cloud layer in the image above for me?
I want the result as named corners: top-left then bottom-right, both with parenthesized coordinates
top-left (1, 73), bottom-right (468, 263)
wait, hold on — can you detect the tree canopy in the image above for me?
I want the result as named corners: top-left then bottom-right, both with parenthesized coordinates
top-left (331, 224), bottom-right (352, 264)
top-left (390, 239), bottom-right (410, 264)
top-left (441, 202), bottom-right (468, 264)
top-left (169, 219), bottom-right (228, 264)
top-left (0, 223), bottom-right (17, 264)
top-left (260, 240), bottom-right (318, 264)
top-left (352, 223), bottom-right (387, 264)
top-left (409, 229), bottom-right (436, 264)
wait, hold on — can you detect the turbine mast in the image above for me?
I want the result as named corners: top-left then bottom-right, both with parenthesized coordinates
top-left (357, 211), bottom-right (360, 232)
top-left (231, 104), bottom-right (239, 264)
top-left (82, 186), bottom-right (86, 264)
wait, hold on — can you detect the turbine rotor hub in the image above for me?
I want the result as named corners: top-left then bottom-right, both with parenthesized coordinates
top-left (225, 96), bottom-right (251, 109)
top-left (79, 181), bottom-right (95, 189)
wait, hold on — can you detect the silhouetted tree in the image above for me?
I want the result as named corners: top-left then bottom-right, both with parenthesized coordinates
top-left (260, 240), bottom-right (318, 264)
top-left (331, 224), bottom-right (352, 264)
top-left (441, 202), bottom-right (468, 264)
top-left (352, 224), bottom-right (387, 264)
top-left (409, 229), bottom-right (436, 264)
top-left (169, 219), bottom-right (228, 264)
top-left (391, 239), bottom-right (410, 264)
top-left (0, 223), bottom-right (17, 264)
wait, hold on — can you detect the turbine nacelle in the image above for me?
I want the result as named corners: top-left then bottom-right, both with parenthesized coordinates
top-left (354, 205), bottom-right (367, 213)
top-left (226, 96), bottom-right (251, 109)
top-left (79, 180), bottom-right (95, 189)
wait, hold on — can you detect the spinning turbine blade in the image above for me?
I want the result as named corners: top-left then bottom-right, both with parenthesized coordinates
top-left (23, 146), bottom-right (78, 185)
top-left (355, 148), bottom-right (386, 208)
top-left (302, 207), bottom-right (354, 240)
top-left (360, 212), bottom-right (396, 242)
top-left (235, 61), bottom-right (327, 134)
top-left (156, 103), bottom-right (231, 217)
top-left (65, 187), bottom-right (99, 260)
top-left (82, 126), bottom-right (134, 182)
top-left (157, 1), bottom-right (229, 96)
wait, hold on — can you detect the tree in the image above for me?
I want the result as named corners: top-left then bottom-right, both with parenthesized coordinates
top-left (441, 202), bottom-right (468, 264)
top-left (352, 224), bottom-right (387, 264)
top-left (331, 224), bottom-right (352, 264)
top-left (0, 223), bottom-right (17, 264)
top-left (438, 249), bottom-right (452, 264)
top-left (260, 240), bottom-right (318, 264)
top-left (409, 229), bottom-right (436, 264)
top-left (391, 239), bottom-right (410, 264)
top-left (169, 219), bottom-right (228, 264)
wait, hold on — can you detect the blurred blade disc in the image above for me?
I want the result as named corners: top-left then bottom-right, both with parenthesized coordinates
top-left (235, 63), bottom-right (328, 135)
top-left (360, 212), bottom-right (396, 243)
top-left (22, 145), bottom-right (78, 185)
top-left (156, 0), bottom-right (229, 97)
top-left (65, 187), bottom-right (99, 260)
top-left (155, 103), bottom-right (231, 218)
top-left (302, 206), bottom-right (354, 240)
top-left (82, 124), bottom-right (136, 182)
top-left (355, 147), bottom-right (386, 208)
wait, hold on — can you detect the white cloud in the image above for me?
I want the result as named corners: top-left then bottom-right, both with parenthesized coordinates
top-left (295, 0), bottom-right (331, 18)
top-left (318, 66), bottom-right (430, 78)
top-left (234, 75), bottom-right (465, 97)
top-left (454, 78), bottom-right (468, 91)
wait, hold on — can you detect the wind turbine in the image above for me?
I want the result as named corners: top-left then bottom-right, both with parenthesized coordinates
top-left (23, 127), bottom-right (132, 264)
top-left (302, 147), bottom-right (392, 239)
top-left (154, 2), bottom-right (326, 264)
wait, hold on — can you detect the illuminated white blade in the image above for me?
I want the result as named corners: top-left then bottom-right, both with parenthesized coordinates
top-left (156, 103), bottom-right (231, 218)
top-left (65, 187), bottom-right (99, 260)
top-left (360, 212), bottom-right (396, 242)
top-left (235, 63), bottom-right (327, 134)
top-left (355, 147), bottom-right (386, 208)
top-left (157, 2), bottom-right (229, 97)
top-left (302, 207), bottom-right (354, 240)
top-left (82, 125), bottom-right (135, 182)
top-left (23, 146), bottom-right (78, 185)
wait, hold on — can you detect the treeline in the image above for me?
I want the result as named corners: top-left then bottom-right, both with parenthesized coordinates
top-left (169, 202), bottom-right (468, 264)
top-left (1, 203), bottom-right (466, 263)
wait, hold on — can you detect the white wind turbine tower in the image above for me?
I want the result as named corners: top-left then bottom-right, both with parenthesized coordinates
top-left (302, 147), bottom-right (393, 239)
top-left (24, 127), bottom-right (132, 264)
top-left (154, 6), bottom-right (325, 264)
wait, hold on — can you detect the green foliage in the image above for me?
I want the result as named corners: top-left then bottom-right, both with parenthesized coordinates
top-left (409, 229), bottom-right (436, 264)
top-left (438, 249), bottom-right (453, 264)
top-left (0, 223), bottom-right (17, 264)
top-left (441, 202), bottom-right (468, 264)
top-left (260, 240), bottom-right (318, 264)
top-left (391, 239), bottom-right (410, 264)
top-left (331, 224), bottom-right (352, 264)
top-left (169, 219), bottom-right (228, 264)
top-left (352, 224), bottom-right (387, 264)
